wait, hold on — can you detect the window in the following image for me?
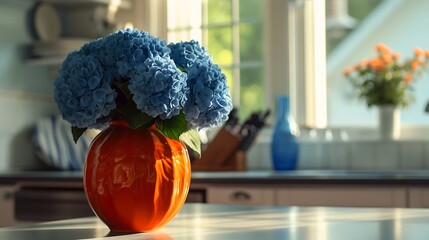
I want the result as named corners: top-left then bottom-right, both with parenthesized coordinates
top-left (166, 0), bottom-right (264, 120)
top-left (327, 0), bottom-right (429, 127)
top-left (134, 0), bottom-right (321, 128)
top-left (133, 0), bottom-right (429, 139)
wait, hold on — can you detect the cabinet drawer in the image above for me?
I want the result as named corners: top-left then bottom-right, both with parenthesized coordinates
top-left (0, 185), bottom-right (17, 227)
top-left (276, 186), bottom-right (406, 208)
top-left (409, 187), bottom-right (429, 208)
top-left (15, 188), bottom-right (94, 221)
top-left (207, 187), bottom-right (275, 205)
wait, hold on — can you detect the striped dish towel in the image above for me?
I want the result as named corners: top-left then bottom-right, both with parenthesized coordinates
top-left (32, 116), bottom-right (95, 171)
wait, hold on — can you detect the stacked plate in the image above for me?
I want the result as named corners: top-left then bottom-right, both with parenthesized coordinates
top-left (31, 39), bottom-right (89, 57)
top-left (31, 2), bottom-right (89, 59)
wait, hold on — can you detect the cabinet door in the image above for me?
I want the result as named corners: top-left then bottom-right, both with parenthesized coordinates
top-left (408, 187), bottom-right (429, 208)
top-left (276, 186), bottom-right (406, 208)
top-left (0, 185), bottom-right (16, 227)
top-left (207, 187), bottom-right (275, 205)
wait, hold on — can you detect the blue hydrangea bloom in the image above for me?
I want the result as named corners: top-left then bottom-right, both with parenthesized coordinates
top-left (184, 60), bottom-right (233, 129)
top-left (54, 52), bottom-right (117, 128)
top-left (168, 40), bottom-right (211, 68)
top-left (128, 55), bottom-right (188, 120)
top-left (81, 29), bottom-right (171, 81)
top-left (55, 28), bottom-right (232, 132)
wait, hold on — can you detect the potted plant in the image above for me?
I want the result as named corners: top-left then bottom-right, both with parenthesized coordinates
top-left (343, 43), bottom-right (429, 139)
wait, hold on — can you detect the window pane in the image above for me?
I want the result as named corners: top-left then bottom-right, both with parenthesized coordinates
top-left (168, 29), bottom-right (203, 43)
top-left (168, 31), bottom-right (190, 42)
top-left (348, 0), bottom-right (384, 20)
top-left (167, 0), bottom-right (203, 30)
top-left (326, 0), bottom-right (383, 54)
top-left (222, 67), bottom-right (234, 89)
top-left (239, 0), bottom-right (262, 21)
top-left (207, 27), bottom-right (233, 65)
top-left (239, 66), bottom-right (264, 120)
top-left (207, 0), bottom-right (231, 24)
top-left (239, 23), bottom-right (263, 62)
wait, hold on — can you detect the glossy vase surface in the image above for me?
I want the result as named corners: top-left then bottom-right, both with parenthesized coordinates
top-left (271, 96), bottom-right (299, 170)
top-left (84, 121), bottom-right (191, 232)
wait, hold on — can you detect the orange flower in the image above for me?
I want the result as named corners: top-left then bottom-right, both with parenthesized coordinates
top-left (382, 54), bottom-right (393, 64)
top-left (414, 48), bottom-right (424, 57)
top-left (411, 60), bottom-right (420, 70)
top-left (405, 73), bottom-right (413, 83)
top-left (343, 67), bottom-right (353, 76)
top-left (425, 51), bottom-right (429, 58)
top-left (369, 58), bottom-right (386, 71)
top-left (375, 43), bottom-right (392, 55)
top-left (357, 59), bottom-right (369, 69)
top-left (392, 53), bottom-right (400, 60)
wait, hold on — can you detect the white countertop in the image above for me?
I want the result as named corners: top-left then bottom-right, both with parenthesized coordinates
top-left (2, 203), bottom-right (429, 239)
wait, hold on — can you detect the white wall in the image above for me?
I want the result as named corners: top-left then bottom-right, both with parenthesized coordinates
top-left (0, 1), bottom-right (57, 171)
top-left (0, 93), bottom-right (57, 170)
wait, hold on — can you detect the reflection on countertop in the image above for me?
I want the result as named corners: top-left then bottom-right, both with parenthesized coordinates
top-left (3, 203), bottom-right (429, 240)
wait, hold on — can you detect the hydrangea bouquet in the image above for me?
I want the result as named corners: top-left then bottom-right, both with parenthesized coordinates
top-left (54, 29), bottom-right (233, 155)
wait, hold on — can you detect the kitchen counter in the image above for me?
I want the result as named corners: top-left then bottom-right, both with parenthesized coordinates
top-left (2, 170), bottom-right (429, 185)
top-left (2, 169), bottom-right (429, 225)
top-left (1, 203), bottom-right (429, 240)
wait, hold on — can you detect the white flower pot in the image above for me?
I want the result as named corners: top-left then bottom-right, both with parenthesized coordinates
top-left (378, 105), bottom-right (400, 140)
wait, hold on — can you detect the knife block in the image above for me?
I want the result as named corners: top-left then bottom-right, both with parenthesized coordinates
top-left (192, 128), bottom-right (246, 171)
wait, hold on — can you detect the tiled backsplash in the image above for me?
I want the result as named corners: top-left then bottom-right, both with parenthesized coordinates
top-left (247, 138), bottom-right (429, 170)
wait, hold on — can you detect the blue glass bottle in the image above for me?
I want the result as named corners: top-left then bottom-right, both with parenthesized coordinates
top-left (271, 95), bottom-right (299, 170)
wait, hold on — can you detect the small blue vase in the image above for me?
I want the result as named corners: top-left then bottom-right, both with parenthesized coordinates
top-left (271, 96), bottom-right (299, 170)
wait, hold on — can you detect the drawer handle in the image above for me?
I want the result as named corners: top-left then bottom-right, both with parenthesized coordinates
top-left (3, 191), bottom-right (14, 200)
top-left (230, 191), bottom-right (251, 201)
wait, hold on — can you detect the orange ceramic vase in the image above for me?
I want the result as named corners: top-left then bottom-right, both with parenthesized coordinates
top-left (84, 121), bottom-right (191, 232)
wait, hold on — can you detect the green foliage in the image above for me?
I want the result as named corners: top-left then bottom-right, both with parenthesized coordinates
top-left (155, 112), bottom-right (188, 141)
top-left (71, 126), bottom-right (87, 143)
top-left (240, 66), bottom-right (264, 120)
top-left (350, 70), bottom-right (412, 108)
top-left (348, 0), bottom-right (384, 20)
top-left (326, 0), bottom-right (384, 54)
top-left (206, 0), bottom-right (264, 120)
top-left (239, 0), bottom-right (262, 20)
top-left (120, 102), bottom-right (154, 129)
top-left (208, 0), bottom-right (231, 24)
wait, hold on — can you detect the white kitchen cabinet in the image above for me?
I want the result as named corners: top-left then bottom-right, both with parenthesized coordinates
top-left (408, 187), bottom-right (429, 208)
top-left (275, 185), bottom-right (407, 208)
top-left (207, 186), bottom-right (275, 205)
top-left (0, 185), bottom-right (17, 227)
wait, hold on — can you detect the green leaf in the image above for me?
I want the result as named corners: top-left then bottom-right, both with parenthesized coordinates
top-left (120, 102), bottom-right (154, 129)
top-left (155, 112), bottom-right (188, 140)
top-left (180, 129), bottom-right (201, 157)
top-left (130, 112), bottom-right (154, 129)
top-left (71, 126), bottom-right (87, 144)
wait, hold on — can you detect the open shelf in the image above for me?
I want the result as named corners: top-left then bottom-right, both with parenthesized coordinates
top-left (34, 0), bottom-right (132, 9)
